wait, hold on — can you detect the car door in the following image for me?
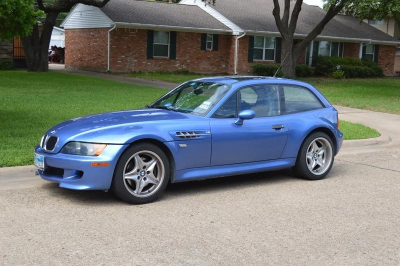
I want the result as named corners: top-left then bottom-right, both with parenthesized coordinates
top-left (209, 84), bottom-right (288, 166)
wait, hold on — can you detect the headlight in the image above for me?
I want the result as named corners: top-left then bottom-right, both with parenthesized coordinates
top-left (60, 142), bottom-right (107, 156)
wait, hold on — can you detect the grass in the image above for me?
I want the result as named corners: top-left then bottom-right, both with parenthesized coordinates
top-left (128, 72), bottom-right (400, 114)
top-left (302, 78), bottom-right (400, 114)
top-left (129, 71), bottom-right (208, 84)
top-left (340, 120), bottom-right (380, 140)
top-left (0, 71), bottom-right (166, 167)
top-left (0, 71), bottom-right (389, 167)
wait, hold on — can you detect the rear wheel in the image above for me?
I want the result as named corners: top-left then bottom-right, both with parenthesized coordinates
top-left (294, 132), bottom-right (334, 180)
top-left (111, 143), bottom-right (170, 204)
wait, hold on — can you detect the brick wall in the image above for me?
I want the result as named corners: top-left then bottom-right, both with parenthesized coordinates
top-left (64, 28), bottom-right (397, 75)
top-left (343, 42), bottom-right (359, 58)
top-left (378, 45), bottom-right (396, 75)
top-left (109, 29), bottom-right (232, 73)
top-left (65, 28), bottom-right (108, 71)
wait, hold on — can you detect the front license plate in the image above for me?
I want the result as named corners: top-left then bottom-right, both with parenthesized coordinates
top-left (34, 153), bottom-right (45, 170)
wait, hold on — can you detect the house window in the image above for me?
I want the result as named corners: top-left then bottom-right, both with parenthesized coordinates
top-left (153, 31), bottom-right (170, 57)
top-left (364, 44), bottom-right (374, 61)
top-left (253, 36), bottom-right (275, 61)
top-left (206, 34), bottom-right (213, 50)
top-left (318, 41), bottom-right (342, 57)
top-left (201, 33), bottom-right (219, 51)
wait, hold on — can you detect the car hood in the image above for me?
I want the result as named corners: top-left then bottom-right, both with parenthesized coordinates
top-left (43, 109), bottom-right (208, 151)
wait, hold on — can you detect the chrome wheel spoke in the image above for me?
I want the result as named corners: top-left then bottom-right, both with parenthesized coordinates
top-left (305, 137), bottom-right (333, 176)
top-left (122, 149), bottom-right (165, 198)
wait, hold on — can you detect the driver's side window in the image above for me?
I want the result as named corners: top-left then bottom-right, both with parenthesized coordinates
top-left (212, 93), bottom-right (237, 118)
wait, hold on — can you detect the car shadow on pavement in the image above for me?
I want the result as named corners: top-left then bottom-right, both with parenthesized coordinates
top-left (40, 169), bottom-right (297, 205)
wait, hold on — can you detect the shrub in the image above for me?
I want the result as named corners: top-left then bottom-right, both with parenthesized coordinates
top-left (361, 59), bottom-right (384, 77)
top-left (296, 64), bottom-right (314, 77)
top-left (0, 61), bottom-right (14, 70)
top-left (314, 56), bottom-right (384, 78)
top-left (251, 64), bottom-right (282, 77)
top-left (332, 69), bottom-right (345, 79)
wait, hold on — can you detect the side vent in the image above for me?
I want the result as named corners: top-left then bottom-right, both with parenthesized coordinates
top-left (176, 132), bottom-right (202, 139)
top-left (172, 131), bottom-right (211, 140)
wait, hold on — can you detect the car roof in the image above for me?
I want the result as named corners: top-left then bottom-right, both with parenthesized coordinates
top-left (192, 76), bottom-right (310, 87)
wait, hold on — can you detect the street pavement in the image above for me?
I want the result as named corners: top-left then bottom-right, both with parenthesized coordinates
top-left (1, 69), bottom-right (399, 265)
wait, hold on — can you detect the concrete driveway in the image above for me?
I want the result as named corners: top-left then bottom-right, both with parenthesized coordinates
top-left (1, 106), bottom-right (399, 265)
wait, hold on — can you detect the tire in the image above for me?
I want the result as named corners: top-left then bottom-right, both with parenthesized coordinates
top-left (111, 143), bottom-right (170, 204)
top-left (293, 132), bottom-right (334, 180)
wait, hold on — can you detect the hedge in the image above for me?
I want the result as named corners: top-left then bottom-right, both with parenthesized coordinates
top-left (251, 64), bottom-right (314, 78)
top-left (0, 61), bottom-right (14, 70)
top-left (313, 56), bottom-right (384, 78)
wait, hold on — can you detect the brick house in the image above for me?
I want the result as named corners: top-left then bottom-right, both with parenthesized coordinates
top-left (61, 0), bottom-right (400, 75)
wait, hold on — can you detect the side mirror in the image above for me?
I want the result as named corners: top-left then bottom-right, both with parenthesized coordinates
top-left (235, 110), bottom-right (255, 125)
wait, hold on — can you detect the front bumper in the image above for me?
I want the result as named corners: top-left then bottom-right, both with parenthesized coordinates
top-left (35, 144), bottom-right (129, 190)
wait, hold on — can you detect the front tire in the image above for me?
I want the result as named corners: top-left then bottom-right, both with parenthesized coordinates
top-left (294, 132), bottom-right (334, 180)
top-left (111, 143), bottom-right (170, 204)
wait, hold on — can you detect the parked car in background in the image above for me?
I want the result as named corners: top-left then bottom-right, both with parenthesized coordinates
top-left (34, 76), bottom-right (343, 204)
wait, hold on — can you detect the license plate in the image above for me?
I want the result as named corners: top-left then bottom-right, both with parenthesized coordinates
top-left (34, 153), bottom-right (45, 170)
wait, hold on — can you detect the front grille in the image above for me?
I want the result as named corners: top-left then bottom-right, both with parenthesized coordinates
top-left (41, 135), bottom-right (58, 151)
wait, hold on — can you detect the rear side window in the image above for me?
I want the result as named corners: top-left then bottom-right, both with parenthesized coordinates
top-left (283, 85), bottom-right (323, 114)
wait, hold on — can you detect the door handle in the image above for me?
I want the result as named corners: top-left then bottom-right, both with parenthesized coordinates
top-left (272, 124), bottom-right (285, 130)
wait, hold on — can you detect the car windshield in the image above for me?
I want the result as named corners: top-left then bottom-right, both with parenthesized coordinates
top-left (150, 81), bottom-right (230, 116)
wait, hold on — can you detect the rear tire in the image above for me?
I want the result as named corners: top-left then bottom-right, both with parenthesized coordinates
top-left (111, 143), bottom-right (170, 204)
top-left (294, 132), bottom-right (334, 180)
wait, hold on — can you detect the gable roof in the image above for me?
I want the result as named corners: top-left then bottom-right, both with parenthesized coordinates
top-left (62, 0), bottom-right (398, 44)
top-left (209, 0), bottom-right (397, 43)
top-left (101, 0), bottom-right (231, 33)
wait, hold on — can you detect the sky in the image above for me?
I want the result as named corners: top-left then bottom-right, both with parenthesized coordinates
top-left (303, 0), bottom-right (324, 8)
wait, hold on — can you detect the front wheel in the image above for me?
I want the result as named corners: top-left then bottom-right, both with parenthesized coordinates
top-left (111, 143), bottom-right (170, 204)
top-left (294, 132), bottom-right (334, 180)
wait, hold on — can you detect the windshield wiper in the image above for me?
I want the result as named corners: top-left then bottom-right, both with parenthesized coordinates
top-left (151, 105), bottom-right (179, 112)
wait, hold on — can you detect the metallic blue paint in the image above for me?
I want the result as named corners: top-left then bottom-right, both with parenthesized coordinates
top-left (35, 77), bottom-right (343, 191)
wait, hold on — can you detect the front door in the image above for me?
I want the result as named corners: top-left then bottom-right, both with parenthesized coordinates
top-left (209, 84), bottom-right (288, 166)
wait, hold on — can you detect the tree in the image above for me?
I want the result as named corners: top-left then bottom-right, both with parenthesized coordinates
top-left (272, 0), bottom-right (352, 78)
top-left (0, 0), bottom-right (110, 72)
top-left (336, 0), bottom-right (400, 31)
top-left (0, 0), bottom-right (42, 40)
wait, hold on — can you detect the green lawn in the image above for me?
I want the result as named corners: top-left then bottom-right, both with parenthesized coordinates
top-left (340, 121), bottom-right (380, 140)
top-left (0, 71), bottom-right (388, 167)
top-left (306, 78), bottom-right (400, 114)
top-left (0, 71), bottom-right (165, 167)
top-left (129, 73), bottom-right (400, 114)
top-left (129, 72), bottom-right (209, 83)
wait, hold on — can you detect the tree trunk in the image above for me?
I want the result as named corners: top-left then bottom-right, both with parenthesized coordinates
top-left (21, 12), bottom-right (59, 72)
top-left (281, 35), bottom-right (299, 79)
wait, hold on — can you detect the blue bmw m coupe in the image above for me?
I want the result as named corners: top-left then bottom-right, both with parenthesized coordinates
top-left (35, 76), bottom-right (343, 204)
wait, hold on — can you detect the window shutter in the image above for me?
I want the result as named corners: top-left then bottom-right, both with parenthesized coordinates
top-left (147, 30), bottom-right (154, 59)
top-left (312, 41), bottom-right (319, 66)
top-left (374, 44), bottom-right (379, 63)
top-left (201, 33), bottom-right (207, 50)
top-left (339, 42), bottom-right (344, 57)
top-left (213, 34), bottom-right (219, 51)
top-left (362, 44), bottom-right (367, 59)
top-left (170, 31), bottom-right (177, 60)
top-left (275, 37), bottom-right (282, 63)
top-left (248, 36), bottom-right (254, 63)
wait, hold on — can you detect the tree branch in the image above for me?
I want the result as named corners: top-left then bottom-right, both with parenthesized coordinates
top-left (39, 0), bottom-right (111, 13)
top-left (295, 0), bottom-right (348, 54)
top-left (282, 0), bottom-right (291, 28)
top-left (272, 0), bottom-right (287, 39)
top-left (288, 0), bottom-right (303, 35)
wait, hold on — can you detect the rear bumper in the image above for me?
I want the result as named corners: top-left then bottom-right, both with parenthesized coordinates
top-left (35, 144), bottom-right (128, 190)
